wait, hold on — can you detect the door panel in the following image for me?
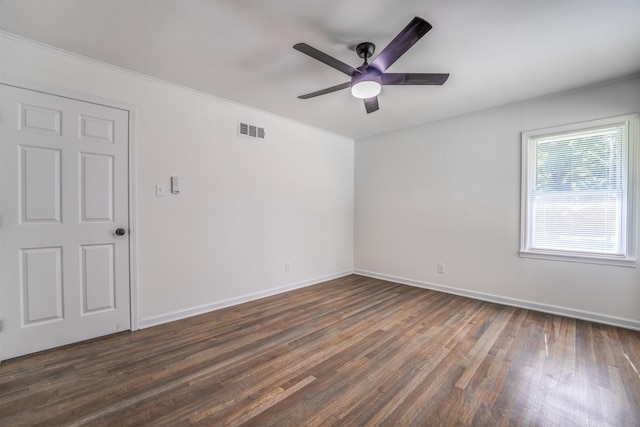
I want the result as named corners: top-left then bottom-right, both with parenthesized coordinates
top-left (20, 146), bottom-right (62, 222)
top-left (1, 84), bottom-right (131, 360)
top-left (80, 115), bottom-right (114, 142)
top-left (20, 247), bottom-right (64, 324)
top-left (80, 153), bottom-right (114, 222)
top-left (19, 104), bottom-right (62, 135)
top-left (81, 243), bottom-right (116, 313)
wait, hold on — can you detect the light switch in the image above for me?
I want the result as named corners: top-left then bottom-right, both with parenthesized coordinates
top-left (156, 184), bottom-right (166, 197)
top-left (171, 176), bottom-right (180, 194)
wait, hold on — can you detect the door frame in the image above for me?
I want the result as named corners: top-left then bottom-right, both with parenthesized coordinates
top-left (0, 76), bottom-right (139, 335)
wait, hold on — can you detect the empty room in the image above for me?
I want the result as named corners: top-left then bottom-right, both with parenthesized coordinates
top-left (1, 0), bottom-right (639, 425)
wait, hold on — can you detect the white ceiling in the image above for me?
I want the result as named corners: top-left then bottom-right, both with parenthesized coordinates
top-left (1, 0), bottom-right (639, 139)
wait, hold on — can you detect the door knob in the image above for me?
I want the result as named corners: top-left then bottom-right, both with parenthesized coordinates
top-left (115, 228), bottom-right (127, 236)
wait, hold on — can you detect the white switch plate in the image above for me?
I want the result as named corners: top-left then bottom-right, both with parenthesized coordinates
top-left (156, 184), bottom-right (166, 197)
top-left (437, 263), bottom-right (445, 274)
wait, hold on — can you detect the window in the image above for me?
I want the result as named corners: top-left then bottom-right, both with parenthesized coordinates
top-left (521, 114), bottom-right (638, 266)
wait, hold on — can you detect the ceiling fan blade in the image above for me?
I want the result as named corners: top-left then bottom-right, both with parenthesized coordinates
top-left (369, 17), bottom-right (432, 73)
top-left (364, 97), bottom-right (379, 114)
top-left (382, 73), bottom-right (449, 85)
top-left (298, 82), bottom-right (351, 99)
top-left (294, 43), bottom-right (361, 76)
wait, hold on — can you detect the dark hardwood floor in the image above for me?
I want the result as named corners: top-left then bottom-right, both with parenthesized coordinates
top-left (1, 275), bottom-right (639, 426)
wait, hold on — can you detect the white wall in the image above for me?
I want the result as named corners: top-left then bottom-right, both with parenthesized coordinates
top-left (1, 33), bottom-right (354, 326)
top-left (355, 76), bottom-right (640, 328)
top-left (3, 31), bottom-right (638, 332)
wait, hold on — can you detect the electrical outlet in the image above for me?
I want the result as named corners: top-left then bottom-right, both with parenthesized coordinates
top-left (156, 184), bottom-right (166, 197)
top-left (437, 263), bottom-right (445, 274)
top-left (285, 263), bottom-right (291, 273)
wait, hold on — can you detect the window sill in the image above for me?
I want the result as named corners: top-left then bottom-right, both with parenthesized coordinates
top-left (519, 250), bottom-right (638, 268)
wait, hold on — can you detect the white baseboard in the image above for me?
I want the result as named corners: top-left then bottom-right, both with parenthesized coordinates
top-left (138, 270), bottom-right (353, 329)
top-left (138, 269), bottom-right (640, 332)
top-left (354, 269), bottom-right (640, 331)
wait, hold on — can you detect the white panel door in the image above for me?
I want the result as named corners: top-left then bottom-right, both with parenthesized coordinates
top-left (0, 84), bottom-right (131, 360)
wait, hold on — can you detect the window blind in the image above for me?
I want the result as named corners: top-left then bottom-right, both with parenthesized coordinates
top-left (528, 123), bottom-right (628, 256)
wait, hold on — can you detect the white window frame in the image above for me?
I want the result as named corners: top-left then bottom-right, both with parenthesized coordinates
top-left (520, 113), bottom-right (639, 267)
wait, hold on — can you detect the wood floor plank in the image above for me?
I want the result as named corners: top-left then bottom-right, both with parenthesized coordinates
top-left (1, 274), bottom-right (639, 426)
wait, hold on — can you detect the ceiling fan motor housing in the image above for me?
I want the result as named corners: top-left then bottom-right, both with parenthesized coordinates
top-left (351, 66), bottom-right (382, 85)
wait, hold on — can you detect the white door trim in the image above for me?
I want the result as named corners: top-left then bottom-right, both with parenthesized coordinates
top-left (0, 76), bottom-right (139, 332)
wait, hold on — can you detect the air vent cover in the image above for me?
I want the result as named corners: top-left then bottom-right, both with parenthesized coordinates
top-left (238, 121), bottom-right (266, 140)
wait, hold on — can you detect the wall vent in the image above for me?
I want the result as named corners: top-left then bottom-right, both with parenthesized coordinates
top-left (238, 121), bottom-right (266, 140)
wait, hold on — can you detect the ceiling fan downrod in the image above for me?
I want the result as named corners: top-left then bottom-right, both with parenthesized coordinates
top-left (356, 42), bottom-right (376, 65)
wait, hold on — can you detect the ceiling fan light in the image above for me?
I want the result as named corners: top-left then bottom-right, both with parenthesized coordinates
top-left (351, 80), bottom-right (381, 99)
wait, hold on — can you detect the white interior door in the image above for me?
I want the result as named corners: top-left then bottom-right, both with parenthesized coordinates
top-left (0, 84), bottom-right (131, 360)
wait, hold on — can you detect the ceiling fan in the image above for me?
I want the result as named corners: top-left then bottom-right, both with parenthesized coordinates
top-left (293, 16), bottom-right (449, 114)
